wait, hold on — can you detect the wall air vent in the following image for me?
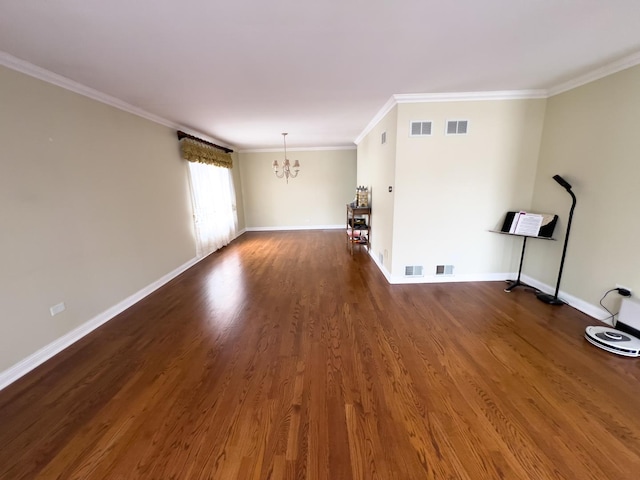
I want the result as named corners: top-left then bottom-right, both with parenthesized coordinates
top-left (410, 121), bottom-right (432, 136)
top-left (446, 120), bottom-right (468, 135)
top-left (435, 264), bottom-right (454, 275)
top-left (405, 265), bottom-right (424, 277)
top-left (381, 131), bottom-right (387, 144)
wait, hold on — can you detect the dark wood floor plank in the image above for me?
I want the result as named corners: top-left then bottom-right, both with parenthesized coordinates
top-left (1, 230), bottom-right (640, 479)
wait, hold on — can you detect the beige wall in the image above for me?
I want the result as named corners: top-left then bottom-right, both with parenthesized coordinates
top-left (356, 106), bottom-right (398, 272)
top-left (238, 149), bottom-right (356, 229)
top-left (0, 66), bottom-right (197, 371)
top-left (356, 99), bottom-right (546, 280)
top-left (391, 100), bottom-right (546, 279)
top-left (4, 53), bottom-right (638, 377)
top-left (526, 65), bottom-right (640, 310)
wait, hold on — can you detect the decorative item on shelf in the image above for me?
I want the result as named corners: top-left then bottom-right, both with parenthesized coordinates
top-left (272, 133), bottom-right (300, 184)
top-left (356, 186), bottom-right (369, 207)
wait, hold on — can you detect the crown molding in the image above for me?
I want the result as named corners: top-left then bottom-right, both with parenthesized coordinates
top-left (354, 89), bottom-right (546, 145)
top-left (0, 50), bottom-right (233, 150)
top-left (394, 90), bottom-right (547, 103)
top-left (354, 50), bottom-right (640, 145)
top-left (5, 47), bottom-right (640, 151)
top-left (0, 51), bottom-right (175, 127)
top-left (547, 50), bottom-right (640, 97)
top-left (239, 145), bottom-right (356, 153)
top-left (354, 95), bottom-right (398, 145)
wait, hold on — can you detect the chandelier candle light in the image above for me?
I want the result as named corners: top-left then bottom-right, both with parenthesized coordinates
top-left (272, 133), bottom-right (300, 183)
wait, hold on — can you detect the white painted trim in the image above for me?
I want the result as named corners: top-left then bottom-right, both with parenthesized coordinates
top-left (5, 46), bottom-right (640, 151)
top-left (547, 50), bottom-right (640, 97)
top-left (354, 95), bottom-right (398, 145)
top-left (376, 268), bottom-right (614, 324)
top-left (239, 146), bottom-right (356, 153)
top-left (368, 248), bottom-right (393, 283)
top-left (366, 257), bottom-right (613, 324)
top-left (394, 90), bottom-right (547, 103)
top-left (245, 225), bottom-right (344, 232)
top-left (0, 50), bottom-right (233, 151)
top-left (0, 237), bottom-right (609, 392)
top-left (367, 247), bottom-right (517, 286)
top-left (387, 272), bottom-right (515, 285)
top-left (355, 90), bottom-right (546, 145)
top-left (520, 275), bottom-right (613, 325)
top-left (0, 255), bottom-right (208, 391)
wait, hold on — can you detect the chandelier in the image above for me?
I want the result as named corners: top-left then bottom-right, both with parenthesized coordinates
top-left (272, 133), bottom-right (300, 183)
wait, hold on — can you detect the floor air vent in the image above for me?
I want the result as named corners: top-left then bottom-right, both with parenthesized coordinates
top-left (405, 265), bottom-right (424, 277)
top-left (435, 264), bottom-right (454, 275)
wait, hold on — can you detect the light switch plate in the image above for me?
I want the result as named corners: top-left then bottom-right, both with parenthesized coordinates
top-left (50, 302), bottom-right (66, 316)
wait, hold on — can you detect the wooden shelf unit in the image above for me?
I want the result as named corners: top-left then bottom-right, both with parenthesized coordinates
top-left (346, 204), bottom-right (371, 255)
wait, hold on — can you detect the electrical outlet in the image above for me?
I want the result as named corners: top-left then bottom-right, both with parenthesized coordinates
top-left (616, 284), bottom-right (632, 296)
top-left (50, 302), bottom-right (66, 316)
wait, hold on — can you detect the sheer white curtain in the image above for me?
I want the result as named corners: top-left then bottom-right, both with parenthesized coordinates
top-left (187, 161), bottom-right (238, 257)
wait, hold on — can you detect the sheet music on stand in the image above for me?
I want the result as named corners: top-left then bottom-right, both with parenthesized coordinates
top-left (493, 210), bottom-right (559, 293)
top-left (500, 211), bottom-right (558, 238)
top-left (513, 213), bottom-right (543, 236)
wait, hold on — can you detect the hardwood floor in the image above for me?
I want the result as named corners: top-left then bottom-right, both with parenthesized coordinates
top-left (1, 230), bottom-right (639, 479)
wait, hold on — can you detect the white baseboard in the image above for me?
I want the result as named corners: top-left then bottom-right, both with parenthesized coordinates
top-left (368, 249), bottom-right (393, 282)
top-left (366, 252), bottom-right (610, 323)
top-left (387, 272), bottom-right (516, 285)
top-left (521, 275), bottom-right (612, 324)
top-left (246, 225), bottom-right (344, 231)
top-left (2, 236), bottom-right (610, 392)
top-left (0, 255), bottom-right (204, 392)
top-left (367, 250), bottom-right (515, 285)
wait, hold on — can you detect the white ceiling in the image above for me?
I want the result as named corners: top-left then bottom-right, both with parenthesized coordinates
top-left (1, 0), bottom-right (640, 150)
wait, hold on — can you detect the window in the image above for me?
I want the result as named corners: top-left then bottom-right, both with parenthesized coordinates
top-left (187, 162), bottom-right (238, 258)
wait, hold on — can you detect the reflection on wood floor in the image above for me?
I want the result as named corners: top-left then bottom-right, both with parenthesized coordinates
top-left (1, 230), bottom-right (639, 479)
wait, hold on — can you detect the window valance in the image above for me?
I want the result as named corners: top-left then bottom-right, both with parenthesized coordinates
top-left (177, 131), bottom-right (233, 169)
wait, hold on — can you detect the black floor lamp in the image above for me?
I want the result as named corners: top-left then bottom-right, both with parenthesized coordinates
top-left (537, 175), bottom-right (577, 305)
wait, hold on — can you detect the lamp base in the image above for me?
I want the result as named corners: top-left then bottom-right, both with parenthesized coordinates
top-left (536, 293), bottom-right (565, 305)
